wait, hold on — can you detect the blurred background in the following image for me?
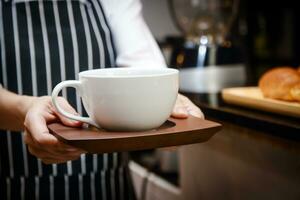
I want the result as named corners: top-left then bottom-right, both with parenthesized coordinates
top-left (129, 1), bottom-right (300, 199)
top-left (142, 0), bottom-right (300, 89)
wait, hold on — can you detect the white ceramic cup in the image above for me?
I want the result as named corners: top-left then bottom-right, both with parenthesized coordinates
top-left (51, 68), bottom-right (179, 131)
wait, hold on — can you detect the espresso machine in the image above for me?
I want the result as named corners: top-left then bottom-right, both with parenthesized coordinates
top-left (168, 0), bottom-right (243, 67)
top-left (167, 0), bottom-right (246, 93)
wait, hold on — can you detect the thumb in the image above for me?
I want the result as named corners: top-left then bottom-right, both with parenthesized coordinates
top-left (53, 98), bottom-right (82, 127)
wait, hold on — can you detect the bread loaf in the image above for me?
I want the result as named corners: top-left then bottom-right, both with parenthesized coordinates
top-left (290, 84), bottom-right (300, 101)
top-left (258, 67), bottom-right (300, 101)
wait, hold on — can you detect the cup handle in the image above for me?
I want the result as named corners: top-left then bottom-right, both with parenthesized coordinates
top-left (51, 80), bottom-right (99, 128)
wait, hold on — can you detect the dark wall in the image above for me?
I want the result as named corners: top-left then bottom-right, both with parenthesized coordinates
top-left (242, 0), bottom-right (300, 84)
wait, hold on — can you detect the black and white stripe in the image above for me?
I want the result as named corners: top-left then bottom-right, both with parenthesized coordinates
top-left (0, 0), bottom-right (133, 199)
top-left (13, 0), bottom-right (30, 177)
top-left (25, 0), bottom-right (44, 177)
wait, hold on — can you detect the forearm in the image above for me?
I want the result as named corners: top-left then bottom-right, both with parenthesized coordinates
top-left (0, 87), bottom-right (36, 131)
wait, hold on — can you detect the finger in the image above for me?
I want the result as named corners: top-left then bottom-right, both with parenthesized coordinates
top-left (40, 153), bottom-right (82, 164)
top-left (25, 113), bottom-right (81, 152)
top-left (25, 112), bottom-right (57, 145)
top-left (42, 156), bottom-right (81, 165)
top-left (175, 94), bottom-right (205, 119)
top-left (171, 106), bottom-right (189, 119)
top-left (23, 130), bottom-right (36, 146)
top-left (159, 146), bottom-right (178, 151)
top-left (53, 98), bottom-right (82, 127)
top-left (187, 105), bottom-right (205, 119)
top-left (171, 95), bottom-right (189, 119)
top-left (182, 96), bottom-right (204, 118)
top-left (29, 143), bottom-right (85, 159)
top-left (24, 131), bottom-right (81, 156)
top-left (45, 146), bottom-right (86, 158)
top-left (28, 145), bottom-right (83, 161)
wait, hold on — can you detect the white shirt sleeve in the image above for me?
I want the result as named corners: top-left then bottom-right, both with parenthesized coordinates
top-left (100, 0), bottom-right (167, 68)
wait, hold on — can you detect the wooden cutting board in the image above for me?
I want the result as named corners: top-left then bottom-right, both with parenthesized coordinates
top-left (222, 87), bottom-right (300, 118)
top-left (48, 116), bottom-right (222, 154)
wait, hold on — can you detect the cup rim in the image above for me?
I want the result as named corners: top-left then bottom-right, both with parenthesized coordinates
top-left (79, 67), bottom-right (179, 78)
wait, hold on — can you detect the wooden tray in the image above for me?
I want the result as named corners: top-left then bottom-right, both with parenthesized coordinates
top-left (48, 116), bottom-right (222, 153)
top-left (222, 87), bottom-right (300, 118)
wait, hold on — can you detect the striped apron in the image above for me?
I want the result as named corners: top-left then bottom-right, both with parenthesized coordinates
top-left (0, 0), bottom-right (135, 199)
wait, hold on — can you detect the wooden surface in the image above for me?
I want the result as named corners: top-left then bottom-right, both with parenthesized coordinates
top-left (222, 87), bottom-right (300, 118)
top-left (48, 116), bottom-right (221, 154)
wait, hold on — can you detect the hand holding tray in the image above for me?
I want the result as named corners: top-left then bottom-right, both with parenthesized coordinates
top-left (48, 116), bottom-right (222, 154)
